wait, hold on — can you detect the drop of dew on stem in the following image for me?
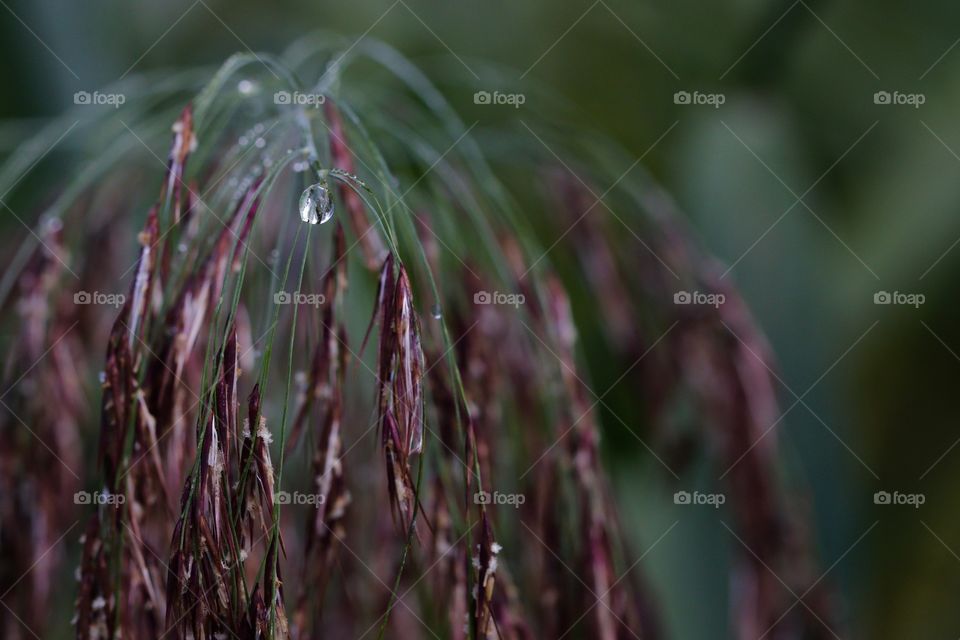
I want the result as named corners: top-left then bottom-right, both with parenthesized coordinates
top-left (43, 216), bottom-right (63, 233)
top-left (431, 303), bottom-right (442, 319)
top-left (299, 182), bottom-right (334, 225)
top-left (237, 79), bottom-right (259, 96)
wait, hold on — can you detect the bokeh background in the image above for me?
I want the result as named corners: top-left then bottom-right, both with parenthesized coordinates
top-left (1, 0), bottom-right (957, 637)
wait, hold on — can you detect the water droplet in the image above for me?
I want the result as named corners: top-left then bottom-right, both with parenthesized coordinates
top-left (254, 137), bottom-right (266, 149)
top-left (238, 136), bottom-right (249, 147)
top-left (237, 79), bottom-right (259, 96)
top-left (43, 216), bottom-right (63, 233)
top-left (299, 183), bottom-right (334, 225)
top-left (431, 303), bottom-right (442, 319)
top-left (98, 371), bottom-right (106, 384)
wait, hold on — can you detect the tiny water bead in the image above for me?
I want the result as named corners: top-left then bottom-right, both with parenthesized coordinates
top-left (299, 182), bottom-right (334, 225)
top-left (42, 216), bottom-right (63, 234)
top-left (236, 79), bottom-right (260, 96)
top-left (431, 303), bottom-right (442, 319)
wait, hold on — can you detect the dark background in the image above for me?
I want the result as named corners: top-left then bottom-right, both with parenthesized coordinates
top-left (2, 1), bottom-right (958, 637)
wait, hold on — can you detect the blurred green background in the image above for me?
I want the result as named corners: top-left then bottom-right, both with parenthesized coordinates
top-left (2, 0), bottom-right (958, 637)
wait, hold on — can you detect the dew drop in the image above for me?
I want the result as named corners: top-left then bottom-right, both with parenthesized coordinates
top-left (299, 182), bottom-right (334, 225)
top-left (431, 303), bottom-right (442, 319)
top-left (254, 137), bottom-right (266, 149)
top-left (237, 79), bottom-right (259, 96)
top-left (98, 371), bottom-right (106, 384)
top-left (43, 216), bottom-right (63, 233)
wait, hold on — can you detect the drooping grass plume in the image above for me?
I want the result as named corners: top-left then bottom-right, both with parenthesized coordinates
top-left (0, 35), bottom-right (839, 640)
